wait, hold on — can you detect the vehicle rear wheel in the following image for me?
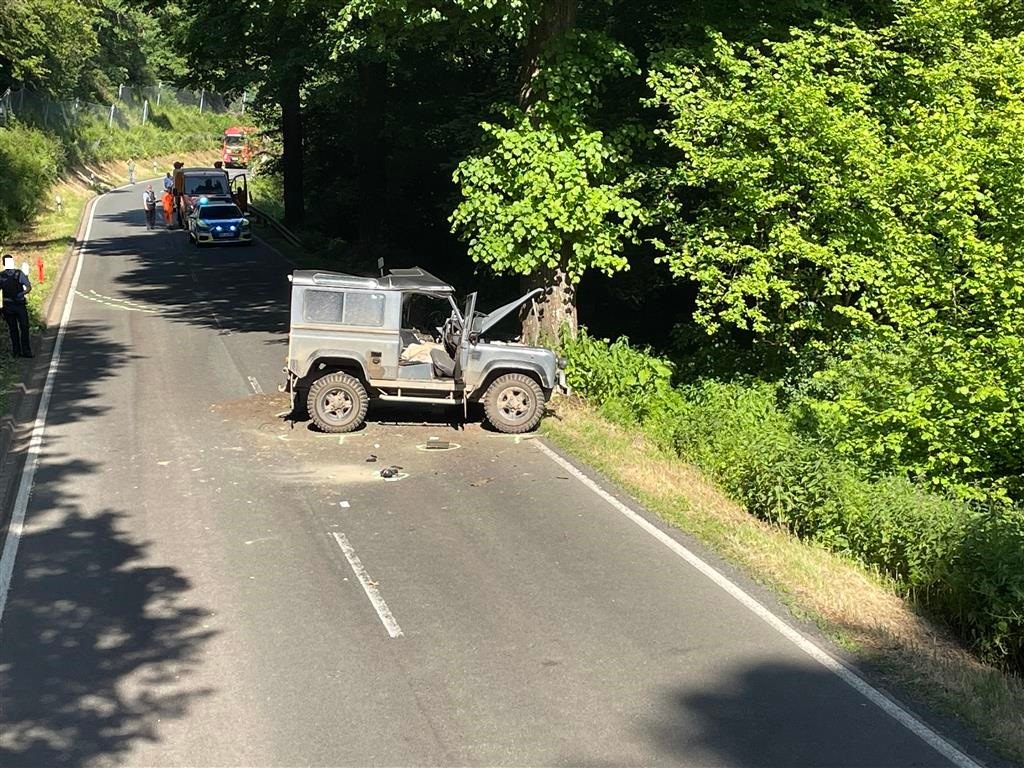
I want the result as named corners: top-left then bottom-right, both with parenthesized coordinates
top-left (482, 373), bottom-right (545, 434)
top-left (307, 372), bottom-right (369, 433)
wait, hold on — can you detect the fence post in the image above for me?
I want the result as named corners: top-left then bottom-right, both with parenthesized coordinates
top-left (156, 82), bottom-right (162, 106)
top-left (199, 88), bottom-right (205, 114)
top-left (108, 104), bottom-right (115, 129)
top-left (142, 99), bottom-right (149, 125)
top-left (118, 83), bottom-right (124, 102)
top-left (241, 91), bottom-right (247, 113)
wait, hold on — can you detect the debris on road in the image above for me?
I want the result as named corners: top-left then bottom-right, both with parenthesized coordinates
top-left (380, 465), bottom-right (403, 479)
top-left (426, 437), bottom-right (450, 450)
top-left (366, 454), bottom-right (378, 462)
top-left (470, 477), bottom-right (494, 487)
top-left (339, 500), bottom-right (351, 508)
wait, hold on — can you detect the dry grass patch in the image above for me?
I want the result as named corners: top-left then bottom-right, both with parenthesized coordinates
top-left (542, 398), bottom-right (1024, 763)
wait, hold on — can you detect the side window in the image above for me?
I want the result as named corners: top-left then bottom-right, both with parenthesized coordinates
top-left (343, 292), bottom-right (386, 327)
top-left (303, 290), bottom-right (344, 323)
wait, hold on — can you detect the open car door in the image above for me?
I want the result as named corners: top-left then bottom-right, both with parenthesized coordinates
top-left (453, 292), bottom-right (477, 382)
top-left (231, 173), bottom-right (249, 213)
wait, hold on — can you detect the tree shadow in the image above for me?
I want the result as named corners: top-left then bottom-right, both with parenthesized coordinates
top-left (637, 660), bottom-right (959, 767)
top-left (0, 320), bottom-right (214, 765)
top-left (83, 204), bottom-right (291, 341)
top-left (0, 504), bottom-right (215, 766)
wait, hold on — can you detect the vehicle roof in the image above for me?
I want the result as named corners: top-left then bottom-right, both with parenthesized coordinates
top-left (291, 267), bottom-right (455, 293)
top-left (181, 168), bottom-right (229, 175)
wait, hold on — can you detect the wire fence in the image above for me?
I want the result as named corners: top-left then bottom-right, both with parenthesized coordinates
top-left (0, 83), bottom-right (247, 131)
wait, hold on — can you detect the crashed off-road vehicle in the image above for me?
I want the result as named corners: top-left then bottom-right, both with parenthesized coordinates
top-left (281, 268), bottom-right (567, 433)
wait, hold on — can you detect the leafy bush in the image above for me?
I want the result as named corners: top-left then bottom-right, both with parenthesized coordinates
top-left (563, 331), bottom-right (1024, 672)
top-left (646, 4), bottom-right (1024, 504)
top-left (561, 330), bottom-right (684, 449)
top-left (941, 508), bottom-right (1024, 670)
top-left (0, 123), bottom-right (63, 241)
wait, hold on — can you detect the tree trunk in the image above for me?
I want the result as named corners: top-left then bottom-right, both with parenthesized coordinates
top-left (517, 0), bottom-right (579, 343)
top-left (280, 72), bottom-right (304, 227)
top-left (517, 0), bottom-right (577, 111)
top-left (520, 254), bottom-right (579, 347)
top-left (356, 58), bottom-right (388, 257)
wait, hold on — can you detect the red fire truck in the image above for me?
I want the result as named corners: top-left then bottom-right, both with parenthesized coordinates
top-left (221, 126), bottom-right (254, 168)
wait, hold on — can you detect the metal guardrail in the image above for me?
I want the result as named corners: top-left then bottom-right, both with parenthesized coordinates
top-left (248, 202), bottom-right (303, 249)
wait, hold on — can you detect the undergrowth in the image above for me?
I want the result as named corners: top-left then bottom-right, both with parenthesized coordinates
top-left (562, 330), bottom-right (1024, 674)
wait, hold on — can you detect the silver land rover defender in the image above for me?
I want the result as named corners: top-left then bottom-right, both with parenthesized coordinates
top-left (282, 268), bottom-right (567, 433)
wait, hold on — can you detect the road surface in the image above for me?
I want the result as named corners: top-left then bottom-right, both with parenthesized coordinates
top-left (0, 183), bottom-right (979, 766)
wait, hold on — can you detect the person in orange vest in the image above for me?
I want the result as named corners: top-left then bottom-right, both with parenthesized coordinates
top-left (162, 187), bottom-right (174, 229)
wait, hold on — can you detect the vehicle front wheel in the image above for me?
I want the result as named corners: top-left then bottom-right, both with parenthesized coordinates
top-left (482, 373), bottom-right (545, 434)
top-left (307, 372), bottom-right (369, 433)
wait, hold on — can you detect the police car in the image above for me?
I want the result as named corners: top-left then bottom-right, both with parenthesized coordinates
top-left (186, 199), bottom-right (253, 246)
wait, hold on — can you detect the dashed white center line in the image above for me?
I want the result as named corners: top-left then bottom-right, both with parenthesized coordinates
top-left (331, 532), bottom-right (403, 638)
top-left (247, 376), bottom-right (263, 395)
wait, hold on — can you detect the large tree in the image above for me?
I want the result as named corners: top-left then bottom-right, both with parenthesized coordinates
top-left (179, 0), bottom-right (337, 226)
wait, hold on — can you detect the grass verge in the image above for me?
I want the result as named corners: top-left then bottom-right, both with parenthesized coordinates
top-left (542, 398), bottom-right (1024, 764)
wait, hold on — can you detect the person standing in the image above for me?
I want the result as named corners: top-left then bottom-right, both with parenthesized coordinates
top-left (163, 171), bottom-right (173, 192)
top-left (162, 187), bottom-right (174, 228)
top-left (128, 157), bottom-right (137, 185)
top-left (172, 161), bottom-right (185, 228)
top-left (143, 185), bottom-right (157, 230)
top-left (0, 255), bottom-right (33, 358)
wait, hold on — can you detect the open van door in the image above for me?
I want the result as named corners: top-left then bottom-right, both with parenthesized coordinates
top-left (231, 173), bottom-right (249, 213)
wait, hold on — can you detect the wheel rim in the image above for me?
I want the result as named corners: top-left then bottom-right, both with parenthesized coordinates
top-left (320, 387), bottom-right (355, 422)
top-left (497, 386), bottom-right (533, 423)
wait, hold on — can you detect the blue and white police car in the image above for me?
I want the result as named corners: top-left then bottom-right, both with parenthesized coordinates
top-left (187, 199), bottom-right (253, 246)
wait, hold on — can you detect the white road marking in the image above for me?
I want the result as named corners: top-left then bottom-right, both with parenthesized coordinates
top-left (247, 376), bottom-right (263, 395)
top-left (74, 289), bottom-right (158, 313)
top-left (533, 439), bottom-right (981, 768)
top-left (331, 532), bottom-right (403, 638)
top-left (0, 196), bottom-right (94, 627)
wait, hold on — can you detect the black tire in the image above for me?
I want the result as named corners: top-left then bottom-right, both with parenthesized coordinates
top-left (307, 372), bottom-right (369, 433)
top-left (482, 373), bottom-right (545, 434)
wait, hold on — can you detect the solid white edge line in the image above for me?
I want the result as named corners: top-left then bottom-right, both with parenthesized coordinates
top-left (0, 196), bottom-right (95, 627)
top-left (331, 532), bottom-right (403, 639)
top-left (533, 439), bottom-right (981, 768)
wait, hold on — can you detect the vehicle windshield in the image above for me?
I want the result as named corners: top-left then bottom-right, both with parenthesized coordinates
top-left (185, 176), bottom-right (227, 195)
top-left (198, 205), bottom-right (243, 220)
top-left (224, 135), bottom-right (244, 146)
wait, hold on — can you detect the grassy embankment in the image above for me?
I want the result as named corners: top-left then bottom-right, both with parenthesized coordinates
top-left (0, 96), bottom-right (231, 410)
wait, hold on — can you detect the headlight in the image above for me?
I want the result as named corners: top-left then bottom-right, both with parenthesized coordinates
top-left (240, 218), bottom-right (250, 227)
top-left (197, 220), bottom-right (210, 229)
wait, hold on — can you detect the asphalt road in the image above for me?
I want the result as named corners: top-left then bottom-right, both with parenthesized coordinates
top-left (0, 184), bottom-right (978, 767)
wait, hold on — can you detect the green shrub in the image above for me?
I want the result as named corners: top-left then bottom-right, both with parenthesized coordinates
top-left (562, 330), bottom-right (685, 449)
top-left (0, 123), bottom-right (63, 241)
top-left (564, 331), bottom-right (1024, 673)
top-left (941, 508), bottom-right (1024, 669)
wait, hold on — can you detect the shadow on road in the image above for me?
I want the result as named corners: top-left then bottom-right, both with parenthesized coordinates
top-left (0, 504), bottom-right (215, 767)
top-left (84, 193), bottom-right (291, 341)
top-left (639, 660), bottom-right (950, 768)
top-left (0, 318), bottom-right (214, 766)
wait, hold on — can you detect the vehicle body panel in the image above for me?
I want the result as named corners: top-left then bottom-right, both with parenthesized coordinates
top-left (222, 126), bottom-right (253, 168)
top-left (284, 269), bottom-right (563, 405)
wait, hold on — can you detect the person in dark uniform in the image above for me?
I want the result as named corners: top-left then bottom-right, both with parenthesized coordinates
top-left (0, 254), bottom-right (33, 358)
